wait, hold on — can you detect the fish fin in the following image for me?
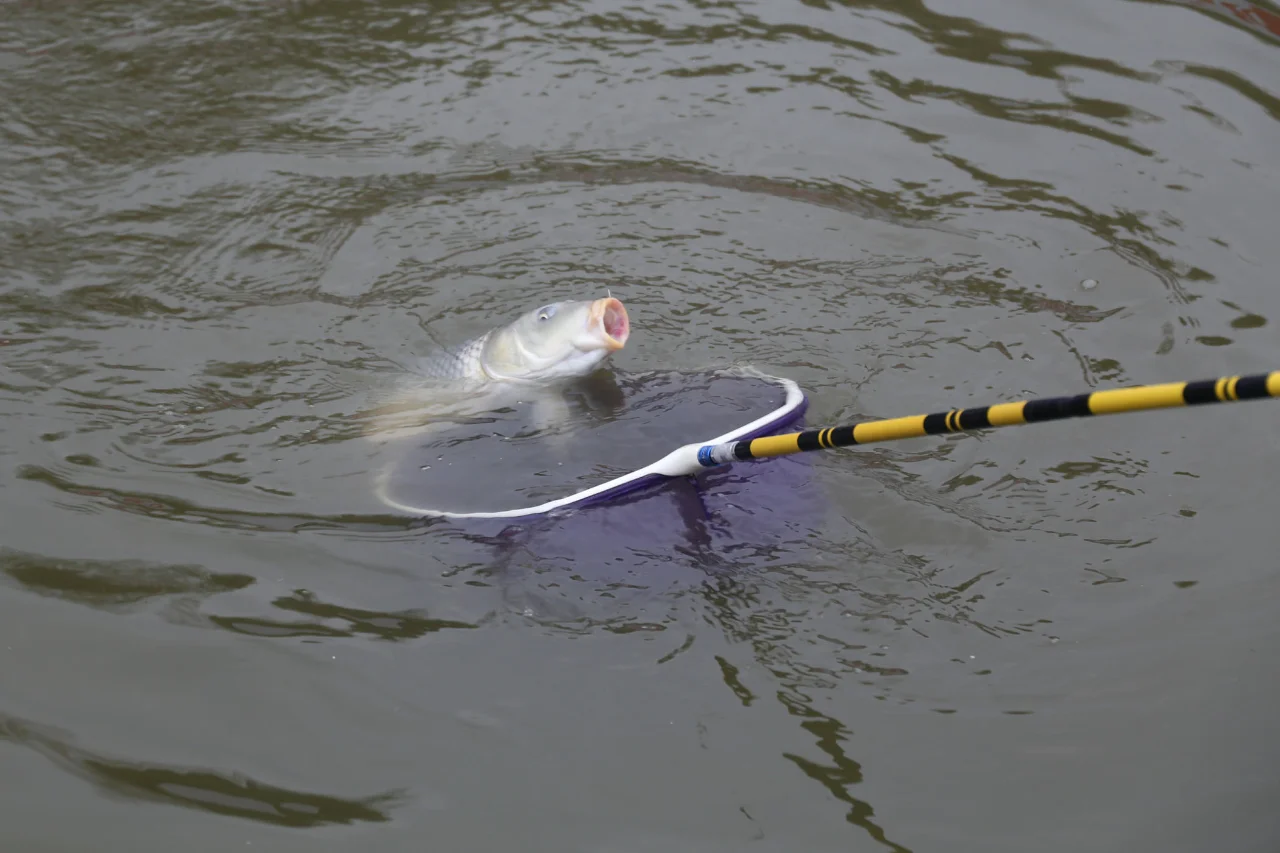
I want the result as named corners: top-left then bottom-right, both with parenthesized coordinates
top-left (360, 381), bottom-right (495, 444)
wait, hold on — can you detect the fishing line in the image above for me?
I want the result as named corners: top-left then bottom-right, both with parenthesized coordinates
top-left (379, 369), bottom-right (1278, 520)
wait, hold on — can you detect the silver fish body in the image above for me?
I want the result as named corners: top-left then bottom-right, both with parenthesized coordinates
top-left (414, 296), bottom-right (629, 387)
top-left (362, 296), bottom-right (632, 442)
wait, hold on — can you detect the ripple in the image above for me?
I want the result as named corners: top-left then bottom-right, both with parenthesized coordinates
top-left (0, 712), bottom-right (399, 827)
top-left (209, 588), bottom-right (478, 640)
top-left (0, 549), bottom-right (253, 609)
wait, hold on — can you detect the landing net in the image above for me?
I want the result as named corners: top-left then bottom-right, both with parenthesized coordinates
top-left (375, 367), bottom-right (806, 520)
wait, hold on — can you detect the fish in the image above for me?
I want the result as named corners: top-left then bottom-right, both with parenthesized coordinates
top-left (359, 296), bottom-right (632, 442)
top-left (416, 296), bottom-right (630, 386)
top-left (357, 295), bottom-right (633, 512)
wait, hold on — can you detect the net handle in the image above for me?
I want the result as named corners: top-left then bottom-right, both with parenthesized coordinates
top-left (692, 371), bottom-right (1280, 468)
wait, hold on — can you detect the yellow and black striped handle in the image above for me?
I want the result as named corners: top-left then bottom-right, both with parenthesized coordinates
top-left (695, 371), bottom-right (1280, 467)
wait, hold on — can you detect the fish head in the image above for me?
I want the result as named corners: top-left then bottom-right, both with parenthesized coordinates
top-left (481, 296), bottom-right (631, 383)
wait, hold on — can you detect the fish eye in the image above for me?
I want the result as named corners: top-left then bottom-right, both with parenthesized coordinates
top-left (536, 305), bottom-right (556, 322)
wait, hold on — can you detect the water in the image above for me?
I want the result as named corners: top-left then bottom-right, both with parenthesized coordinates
top-left (3, 0), bottom-right (1279, 850)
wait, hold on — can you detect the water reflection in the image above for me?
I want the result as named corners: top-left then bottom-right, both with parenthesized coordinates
top-left (783, 706), bottom-right (910, 853)
top-left (0, 713), bottom-right (399, 827)
top-left (0, 549), bottom-right (253, 608)
top-left (703, 574), bottom-right (915, 851)
top-left (15, 464), bottom-right (421, 533)
top-left (1153, 0), bottom-right (1280, 43)
top-left (211, 588), bottom-right (477, 640)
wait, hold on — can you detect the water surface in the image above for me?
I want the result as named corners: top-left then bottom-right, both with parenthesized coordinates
top-left (2, 0), bottom-right (1279, 850)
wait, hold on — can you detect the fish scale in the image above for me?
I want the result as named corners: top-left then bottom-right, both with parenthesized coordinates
top-left (415, 333), bottom-right (492, 384)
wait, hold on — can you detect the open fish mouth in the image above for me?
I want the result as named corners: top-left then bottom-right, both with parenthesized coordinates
top-left (590, 297), bottom-right (630, 351)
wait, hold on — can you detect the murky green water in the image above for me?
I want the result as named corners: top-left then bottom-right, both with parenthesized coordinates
top-left (3, 1), bottom-right (1280, 850)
